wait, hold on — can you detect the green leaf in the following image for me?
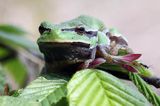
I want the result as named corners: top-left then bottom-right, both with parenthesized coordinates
top-left (0, 24), bottom-right (27, 35)
top-left (0, 31), bottom-right (38, 49)
top-left (19, 77), bottom-right (68, 106)
top-left (41, 72), bottom-right (70, 81)
top-left (0, 65), bottom-right (6, 93)
top-left (99, 63), bottom-right (128, 73)
top-left (129, 73), bottom-right (160, 106)
top-left (0, 47), bottom-right (10, 58)
top-left (0, 24), bottom-right (38, 50)
top-left (67, 69), bottom-right (149, 106)
top-left (0, 96), bottom-right (41, 106)
top-left (2, 58), bottom-right (27, 86)
top-left (10, 89), bottom-right (23, 97)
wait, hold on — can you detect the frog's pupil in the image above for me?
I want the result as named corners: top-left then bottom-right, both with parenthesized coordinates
top-left (75, 27), bottom-right (85, 35)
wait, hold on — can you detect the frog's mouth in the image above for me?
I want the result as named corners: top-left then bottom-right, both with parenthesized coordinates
top-left (38, 41), bottom-right (90, 48)
top-left (38, 42), bottom-right (95, 64)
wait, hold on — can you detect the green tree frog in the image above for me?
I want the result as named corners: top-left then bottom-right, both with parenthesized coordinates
top-left (37, 15), bottom-right (141, 74)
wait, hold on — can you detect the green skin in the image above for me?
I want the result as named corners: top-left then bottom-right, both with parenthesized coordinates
top-left (38, 15), bottom-right (110, 49)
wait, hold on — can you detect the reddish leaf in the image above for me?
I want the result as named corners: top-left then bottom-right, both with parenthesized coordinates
top-left (122, 54), bottom-right (141, 62)
top-left (89, 58), bottom-right (106, 68)
top-left (121, 64), bottom-right (137, 72)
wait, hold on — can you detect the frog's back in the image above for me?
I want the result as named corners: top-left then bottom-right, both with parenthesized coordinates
top-left (58, 15), bottom-right (106, 31)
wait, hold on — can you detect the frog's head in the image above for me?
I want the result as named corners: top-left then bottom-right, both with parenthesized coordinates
top-left (37, 15), bottom-right (108, 66)
top-left (37, 15), bottom-right (106, 49)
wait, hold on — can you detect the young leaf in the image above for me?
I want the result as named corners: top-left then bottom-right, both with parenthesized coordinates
top-left (19, 77), bottom-right (68, 106)
top-left (121, 54), bottom-right (141, 63)
top-left (67, 69), bottom-right (150, 106)
top-left (129, 73), bottom-right (160, 106)
top-left (0, 96), bottom-right (41, 106)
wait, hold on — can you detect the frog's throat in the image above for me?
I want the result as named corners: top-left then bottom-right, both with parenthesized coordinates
top-left (39, 42), bottom-right (96, 64)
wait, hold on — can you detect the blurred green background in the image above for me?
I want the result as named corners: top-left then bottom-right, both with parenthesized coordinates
top-left (0, 0), bottom-right (160, 90)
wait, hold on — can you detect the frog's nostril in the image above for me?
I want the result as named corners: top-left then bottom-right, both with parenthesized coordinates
top-left (39, 25), bottom-right (51, 35)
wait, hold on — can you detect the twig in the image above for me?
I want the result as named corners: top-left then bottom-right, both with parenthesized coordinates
top-left (142, 76), bottom-right (160, 88)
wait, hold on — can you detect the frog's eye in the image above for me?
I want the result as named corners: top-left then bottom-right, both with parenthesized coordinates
top-left (75, 27), bottom-right (85, 35)
top-left (39, 25), bottom-right (51, 35)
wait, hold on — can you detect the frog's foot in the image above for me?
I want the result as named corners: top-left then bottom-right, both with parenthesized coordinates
top-left (97, 45), bottom-right (114, 63)
top-left (77, 59), bottom-right (93, 70)
top-left (97, 45), bottom-right (141, 64)
top-left (78, 58), bottom-right (106, 69)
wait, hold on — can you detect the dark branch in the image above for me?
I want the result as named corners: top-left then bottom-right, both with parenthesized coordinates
top-left (98, 67), bottom-right (160, 88)
top-left (142, 76), bottom-right (160, 88)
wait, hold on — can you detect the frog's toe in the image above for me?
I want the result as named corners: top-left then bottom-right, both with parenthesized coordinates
top-left (77, 59), bottom-right (92, 69)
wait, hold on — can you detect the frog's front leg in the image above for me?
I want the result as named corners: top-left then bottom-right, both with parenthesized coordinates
top-left (78, 47), bottom-right (106, 69)
top-left (78, 44), bottom-right (117, 69)
top-left (97, 45), bottom-right (114, 63)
